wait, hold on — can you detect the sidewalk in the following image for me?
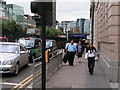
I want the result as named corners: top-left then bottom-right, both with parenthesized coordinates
top-left (46, 56), bottom-right (112, 89)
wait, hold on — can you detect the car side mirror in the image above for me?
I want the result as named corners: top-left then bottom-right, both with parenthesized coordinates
top-left (20, 51), bottom-right (26, 54)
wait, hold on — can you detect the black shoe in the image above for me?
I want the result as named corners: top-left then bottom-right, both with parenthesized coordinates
top-left (90, 72), bottom-right (93, 75)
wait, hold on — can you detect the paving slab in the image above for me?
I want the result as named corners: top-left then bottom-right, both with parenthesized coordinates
top-left (47, 56), bottom-right (112, 89)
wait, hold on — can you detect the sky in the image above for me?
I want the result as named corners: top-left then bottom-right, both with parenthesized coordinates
top-left (4, 0), bottom-right (90, 22)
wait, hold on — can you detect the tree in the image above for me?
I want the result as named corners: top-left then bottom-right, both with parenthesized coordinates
top-left (46, 27), bottom-right (63, 36)
top-left (68, 30), bottom-right (73, 34)
top-left (2, 21), bottom-right (26, 41)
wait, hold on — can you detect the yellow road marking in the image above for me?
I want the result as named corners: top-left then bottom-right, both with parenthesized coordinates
top-left (18, 78), bottom-right (33, 89)
top-left (12, 65), bottom-right (48, 89)
top-left (11, 75), bottom-right (33, 90)
top-left (18, 71), bottom-right (42, 89)
top-left (11, 70), bottom-right (41, 89)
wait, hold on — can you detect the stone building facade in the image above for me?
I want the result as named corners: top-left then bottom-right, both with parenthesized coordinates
top-left (91, 1), bottom-right (120, 82)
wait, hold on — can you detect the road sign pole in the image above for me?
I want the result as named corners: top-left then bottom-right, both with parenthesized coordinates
top-left (41, 2), bottom-right (46, 90)
top-left (31, 1), bottom-right (53, 89)
top-left (91, 2), bottom-right (94, 45)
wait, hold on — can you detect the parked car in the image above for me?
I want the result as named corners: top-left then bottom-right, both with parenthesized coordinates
top-left (18, 37), bottom-right (42, 63)
top-left (0, 42), bottom-right (29, 75)
top-left (46, 39), bottom-right (57, 52)
top-left (0, 37), bottom-right (8, 42)
top-left (46, 39), bottom-right (57, 58)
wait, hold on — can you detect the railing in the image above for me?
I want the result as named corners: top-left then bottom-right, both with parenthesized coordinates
top-left (32, 49), bottom-right (63, 88)
top-left (47, 49), bottom-right (63, 78)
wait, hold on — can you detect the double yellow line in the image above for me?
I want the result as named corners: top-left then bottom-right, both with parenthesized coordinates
top-left (11, 65), bottom-right (48, 89)
top-left (11, 70), bottom-right (41, 89)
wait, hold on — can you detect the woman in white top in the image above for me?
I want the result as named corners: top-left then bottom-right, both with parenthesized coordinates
top-left (86, 43), bottom-right (97, 75)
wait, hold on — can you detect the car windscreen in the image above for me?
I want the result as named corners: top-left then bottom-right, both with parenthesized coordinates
top-left (46, 41), bottom-right (53, 48)
top-left (19, 40), bottom-right (34, 48)
top-left (0, 44), bottom-right (19, 53)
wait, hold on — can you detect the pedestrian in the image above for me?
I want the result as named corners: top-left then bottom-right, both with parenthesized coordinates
top-left (65, 40), bottom-right (77, 66)
top-left (85, 43), bottom-right (97, 75)
top-left (85, 44), bottom-right (89, 52)
top-left (76, 41), bottom-right (83, 63)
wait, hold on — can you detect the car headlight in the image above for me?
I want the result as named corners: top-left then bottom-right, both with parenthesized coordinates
top-left (2, 60), bottom-right (14, 65)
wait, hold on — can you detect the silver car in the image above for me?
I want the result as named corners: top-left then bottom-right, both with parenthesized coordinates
top-left (0, 42), bottom-right (29, 75)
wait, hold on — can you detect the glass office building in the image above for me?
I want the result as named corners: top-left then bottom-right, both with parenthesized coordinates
top-left (0, 0), bottom-right (10, 21)
top-left (69, 21), bottom-right (76, 29)
top-left (84, 19), bottom-right (89, 34)
top-left (0, 1), bottom-right (36, 28)
top-left (76, 18), bottom-right (89, 34)
top-left (7, 4), bottom-right (24, 21)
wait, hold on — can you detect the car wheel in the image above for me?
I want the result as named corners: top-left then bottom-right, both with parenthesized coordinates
top-left (14, 63), bottom-right (19, 75)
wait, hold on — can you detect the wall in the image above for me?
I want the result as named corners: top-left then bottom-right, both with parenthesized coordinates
top-left (94, 2), bottom-right (119, 82)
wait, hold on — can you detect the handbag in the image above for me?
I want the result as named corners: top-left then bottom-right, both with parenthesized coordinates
top-left (95, 53), bottom-right (99, 60)
top-left (85, 53), bottom-right (88, 59)
top-left (62, 53), bottom-right (69, 63)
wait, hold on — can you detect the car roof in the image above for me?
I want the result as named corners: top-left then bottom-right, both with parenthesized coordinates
top-left (0, 42), bottom-right (20, 45)
top-left (19, 37), bottom-right (41, 40)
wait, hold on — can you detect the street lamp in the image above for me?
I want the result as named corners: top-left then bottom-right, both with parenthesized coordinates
top-left (65, 23), bottom-right (69, 41)
top-left (91, 1), bottom-right (95, 45)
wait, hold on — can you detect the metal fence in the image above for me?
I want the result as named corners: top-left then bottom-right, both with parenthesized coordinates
top-left (32, 49), bottom-right (63, 88)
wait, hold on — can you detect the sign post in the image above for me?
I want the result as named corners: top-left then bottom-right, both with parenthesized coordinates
top-left (31, 1), bottom-right (53, 89)
top-left (41, 3), bottom-right (46, 90)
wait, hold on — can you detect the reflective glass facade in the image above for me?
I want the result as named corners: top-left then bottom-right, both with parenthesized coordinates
top-left (7, 4), bottom-right (24, 21)
top-left (84, 19), bottom-right (89, 34)
top-left (7, 4), bottom-right (24, 16)
top-left (76, 18), bottom-right (89, 34)
top-left (69, 21), bottom-right (76, 29)
top-left (0, 0), bottom-right (36, 28)
top-left (0, 1), bottom-right (12, 21)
